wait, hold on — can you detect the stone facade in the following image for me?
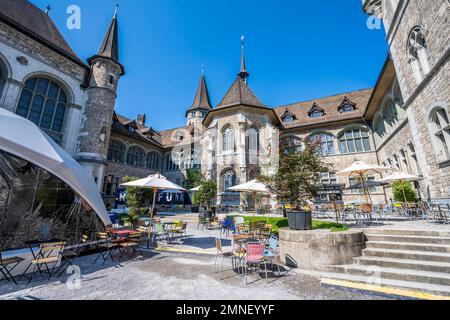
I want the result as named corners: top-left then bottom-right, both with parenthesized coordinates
top-left (0, 0), bottom-right (448, 209)
top-left (363, 0), bottom-right (450, 203)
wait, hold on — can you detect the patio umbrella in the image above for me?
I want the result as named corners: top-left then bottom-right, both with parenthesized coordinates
top-left (0, 108), bottom-right (111, 225)
top-left (345, 180), bottom-right (389, 190)
top-left (121, 173), bottom-right (185, 248)
top-left (379, 171), bottom-right (422, 202)
top-left (190, 186), bottom-right (201, 192)
top-left (337, 161), bottom-right (391, 205)
top-left (227, 180), bottom-right (270, 227)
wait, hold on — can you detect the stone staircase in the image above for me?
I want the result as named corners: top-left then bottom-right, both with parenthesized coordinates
top-left (322, 229), bottom-right (450, 297)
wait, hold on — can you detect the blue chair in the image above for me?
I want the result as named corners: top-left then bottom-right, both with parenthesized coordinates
top-left (220, 218), bottom-right (236, 238)
top-left (263, 235), bottom-right (281, 276)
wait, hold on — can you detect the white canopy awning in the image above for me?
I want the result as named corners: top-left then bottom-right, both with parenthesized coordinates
top-left (0, 108), bottom-right (111, 225)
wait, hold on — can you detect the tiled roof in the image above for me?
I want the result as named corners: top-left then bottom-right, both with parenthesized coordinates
top-left (274, 88), bottom-right (373, 129)
top-left (112, 113), bottom-right (163, 147)
top-left (160, 125), bottom-right (199, 148)
top-left (216, 77), bottom-right (268, 109)
top-left (0, 0), bottom-right (87, 68)
top-left (187, 74), bottom-right (212, 113)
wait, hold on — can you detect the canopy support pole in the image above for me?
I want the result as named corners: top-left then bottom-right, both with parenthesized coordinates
top-left (147, 187), bottom-right (158, 249)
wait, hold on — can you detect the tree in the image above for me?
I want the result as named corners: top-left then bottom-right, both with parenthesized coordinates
top-left (184, 169), bottom-right (205, 191)
top-left (122, 176), bottom-right (152, 226)
top-left (393, 181), bottom-right (418, 203)
top-left (262, 139), bottom-right (331, 210)
top-left (196, 180), bottom-right (217, 210)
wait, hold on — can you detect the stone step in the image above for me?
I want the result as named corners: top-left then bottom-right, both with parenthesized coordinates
top-left (321, 272), bottom-right (450, 297)
top-left (355, 256), bottom-right (450, 274)
top-left (363, 248), bottom-right (450, 263)
top-left (365, 229), bottom-right (450, 237)
top-left (366, 241), bottom-right (450, 253)
top-left (327, 264), bottom-right (450, 286)
top-left (365, 233), bottom-right (450, 245)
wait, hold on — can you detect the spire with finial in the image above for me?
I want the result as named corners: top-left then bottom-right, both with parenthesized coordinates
top-left (238, 34), bottom-right (249, 83)
top-left (88, 3), bottom-right (124, 74)
top-left (45, 5), bottom-right (51, 15)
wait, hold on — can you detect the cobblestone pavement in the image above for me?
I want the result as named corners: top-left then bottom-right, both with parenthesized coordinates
top-left (0, 251), bottom-right (393, 300)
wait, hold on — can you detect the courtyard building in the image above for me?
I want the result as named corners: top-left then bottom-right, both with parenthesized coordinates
top-left (0, 0), bottom-right (449, 209)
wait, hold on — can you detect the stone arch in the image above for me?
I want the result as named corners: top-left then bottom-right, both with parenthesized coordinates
top-left (21, 72), bottom-right (75, 104)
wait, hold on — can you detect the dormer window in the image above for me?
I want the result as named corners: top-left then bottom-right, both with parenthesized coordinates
top-left (338, 97), bottom-right (357, 113)
top-left (308, 103), bottom-right (324, 119)
top-left (281, 110), bottom-right (296, 124)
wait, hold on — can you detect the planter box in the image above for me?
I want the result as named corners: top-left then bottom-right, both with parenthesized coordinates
top-left (287, 211), bottom-right (312, 230)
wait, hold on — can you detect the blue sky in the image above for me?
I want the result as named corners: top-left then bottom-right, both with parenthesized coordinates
top-left (30, 0), bottom-right (388, 130)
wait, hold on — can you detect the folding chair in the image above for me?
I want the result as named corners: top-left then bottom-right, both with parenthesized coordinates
top-left (263, 235), bottom-right (281, 276)
top-left (20, 242), bottom-right (65, 284)
top-left (93, 232), bottom-right (118, 265)
top-left (244, 242), bottom-right (268, 284)
top-left (55, 235), bottom-right (89, 277)
top-left (214, 238), bottom-right (237, 280)
top-left (0, 252), bottom-right (24, 285)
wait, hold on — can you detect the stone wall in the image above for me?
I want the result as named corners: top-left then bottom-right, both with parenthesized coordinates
top-left (0, 21), bottom-right (88, 157)
top-left (375, 0), bottom-right (450, 201)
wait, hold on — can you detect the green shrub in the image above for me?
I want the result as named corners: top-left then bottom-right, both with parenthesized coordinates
top-left (392, 181), bottom-right (418, 203)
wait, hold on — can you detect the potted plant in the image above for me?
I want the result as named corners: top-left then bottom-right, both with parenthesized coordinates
top-left (196, 180), bottom-right (217, 219)
top-left (184, 169), bottom-right (205, 213)
top-left (262, 138), bottom-right (330, 230)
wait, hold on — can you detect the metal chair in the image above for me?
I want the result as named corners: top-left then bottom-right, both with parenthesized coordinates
top-left (0, 252), bottom-right (24, 285)
top-left (263, 235), bottom-right (281, 277)
top-left (20, 241), bottom-right (65, 284)
top-left (55, 235), bottom-right (89, 277)
top-left (93, 232), bottom-right (118, 265)
top-left (244, 242), bottom-right (268, 284)
top-left (214, 238), bottom-right (237, 280)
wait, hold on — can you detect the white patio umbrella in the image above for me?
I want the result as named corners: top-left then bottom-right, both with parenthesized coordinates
top-left (0, 108), bottom-right (111, 225)
top-left (228, 180), bottom-right (270, 226)
top-left (120, 173), bottom-right (185, 247)
top-left (379, 171), bottom-right (422, 202)
top-left (190, 186), bottom-right (201, 192)
top-left (337, 161), bottom-right (391, 205)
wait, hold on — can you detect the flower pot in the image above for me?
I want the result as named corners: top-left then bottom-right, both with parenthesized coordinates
top-left (287, 211), bottom-right (312, 230)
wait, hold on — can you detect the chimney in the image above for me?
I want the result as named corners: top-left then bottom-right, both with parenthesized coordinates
top-left (137, 114), bottom-right (146, 126)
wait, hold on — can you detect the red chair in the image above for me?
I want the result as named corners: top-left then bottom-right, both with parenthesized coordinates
top-left (244, 242), bottom-right (268, 285)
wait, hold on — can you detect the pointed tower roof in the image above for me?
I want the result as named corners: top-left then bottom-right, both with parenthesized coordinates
top-left (187, 73), bottom-right (212, 114)
top-left (216, 77), bottom-right (266, 109)
top-left (238, 35), bottom-right (249, 82)
top-left (88, 5), bottom-right (125, 75)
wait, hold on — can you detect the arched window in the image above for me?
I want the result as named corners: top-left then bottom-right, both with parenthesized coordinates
top-left (408, 27), bottom-right (432, 83)
top-left (338, 129), bottom-right (372, 154)
top-left (429, 107), bottom-right (450, 162)
top-left (399, 149), bottom-right (409, 173)
top-left (407, 141), bottom-right (421, 175)
top-left (222, 126), bottom-right (235, 153)
top-left (282, 136), bottom-right (302, 154)
top-left (107, 140), bottom-right (126, 163)
top-left (246, 127), bottom-right (259, 165)
top-left (222, 169), bottom-right (236, 192)
top-left (126, 146), bottom-right (146, 167)
top-left (146, 151), bottom-right (160, 170)
top-left (373, 114), bottom-right (387, 140)
top-left (164, 153), bottom-right (179, 172)
top-left (16, 77), bottom-right (68, 144)
top-left (383, 97), bottom-right (399, 130)
top-left (311, 133), bottom-right (335, 156)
